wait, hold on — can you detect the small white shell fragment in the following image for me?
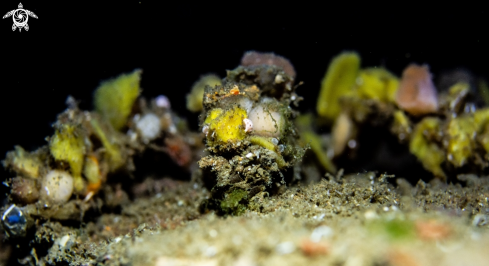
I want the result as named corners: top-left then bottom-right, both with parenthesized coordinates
top-left (245, 153), bottom-right (253, 158)
top-left (202, 125), bottom-right (210, 136)
top-left (58, 235), bottom-right (71, 248)
top-left (40, 170), bottom-right (74, 204)
top-left (136, 113), bottom-right (161, 143)
top-left (243, 118), bottom-right (253, 133)
top-left (271, 138), bottom-right (279, 145)
top-left (274, 74), bottom-right (284, 84)
top-left (155, 95), bottom-right (171, 109)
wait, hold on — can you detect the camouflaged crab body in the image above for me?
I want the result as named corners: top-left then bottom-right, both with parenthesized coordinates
top-left (198, 65), bottom-right (306, 215)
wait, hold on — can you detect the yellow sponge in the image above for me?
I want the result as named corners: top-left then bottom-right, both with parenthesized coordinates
top-left (204, 106), bottom-right (247, 144)
top-left (317, 52), bottom-right (360, 122)
top-left (409, 118), bottom-right (446, 179)
top-left (356, 68), bottom-right (399, 102)
top-left (49, 123), bottom-right (85, 191)
top-left (94, 69), bottom-right (141, 130)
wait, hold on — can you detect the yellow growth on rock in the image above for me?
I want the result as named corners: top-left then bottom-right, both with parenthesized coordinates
top-left (409, 118), bottom-right (446, 179)
top-left (249, 136), bottom-right (276, 152)
top-left (474, 108), bottom-right (489, 154)
top-left (3, 146), bottom-right (43, 179)
top-left (317, 52), bottom-right (360, 122)
top-left (94, 69), bottom-right (142, 130)
top-left (391, 110), bottom-right (412, 142)
top-left (446, 116), bottom-right (475, 167)
top-left (49, 123), bottom-right (85, 191)
top-left (204, 106), bottom-right (247, 144)
top-left (356, 68), bottom-right (399, 103)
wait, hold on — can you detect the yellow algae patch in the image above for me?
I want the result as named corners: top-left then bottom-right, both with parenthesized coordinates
top-left (356, 68), bottom-right (399, 103)
top-left (94, 69), bottom-right (141, 130)
top-left (474, 108), bottom-right (489, 154)
top-left (49, 124), bottom-right (85, 191)
top-left (317, 52), bottom-right (360, 122)
top-left (187, 74), bottom-right (222, 112)
top-left (391, 110), bottom-right (412, 142)
top-left (204, 106), bottom-right (247, 144)
top-left (3, 146), bottom-right (44, 179)
top-left (249, 136), bottom-right (276, 151)
top-left (204, 108), bottom-right (223, 124)
top-left (409, 118), bottom-right (446, 179)
top-left (446, 116), bottom-right (475, 167)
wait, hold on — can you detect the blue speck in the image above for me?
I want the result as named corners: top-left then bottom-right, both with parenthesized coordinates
top-left (7, 214), bottom-right (21, 224)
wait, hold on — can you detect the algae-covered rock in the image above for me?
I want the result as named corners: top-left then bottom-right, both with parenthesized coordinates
top-left (220, 188), bottom-right (249, 216)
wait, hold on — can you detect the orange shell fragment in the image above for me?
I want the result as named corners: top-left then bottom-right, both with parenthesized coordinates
top-left (230, 86), bottom-right (240, 95)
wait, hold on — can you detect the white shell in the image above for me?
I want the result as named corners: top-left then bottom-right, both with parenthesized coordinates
top-left (40, 170), bottom-right (74, 204)
top-left (202, 125), bottom-right (210, 136)
top-left (248, 105), bottom-right (283, 137)
top-left (243, 118), bottom-right (253, 133)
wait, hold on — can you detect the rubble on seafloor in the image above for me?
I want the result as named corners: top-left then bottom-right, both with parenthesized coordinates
top-left (1, 51), bottom-right (489, 265)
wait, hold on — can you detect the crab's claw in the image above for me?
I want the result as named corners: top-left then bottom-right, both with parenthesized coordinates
top-left (24, 24), bottom-right (28, 31)
top-left (12, 24), bottom-right (16, 31)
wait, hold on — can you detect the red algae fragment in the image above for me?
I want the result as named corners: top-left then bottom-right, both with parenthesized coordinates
top-left (395, 64), bottom-right (438, 116)
top-left (241, 51), bottom-right (296, 78)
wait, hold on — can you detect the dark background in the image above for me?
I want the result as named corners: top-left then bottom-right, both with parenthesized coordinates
top-left (0, 1), bottom-right (488, 186)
